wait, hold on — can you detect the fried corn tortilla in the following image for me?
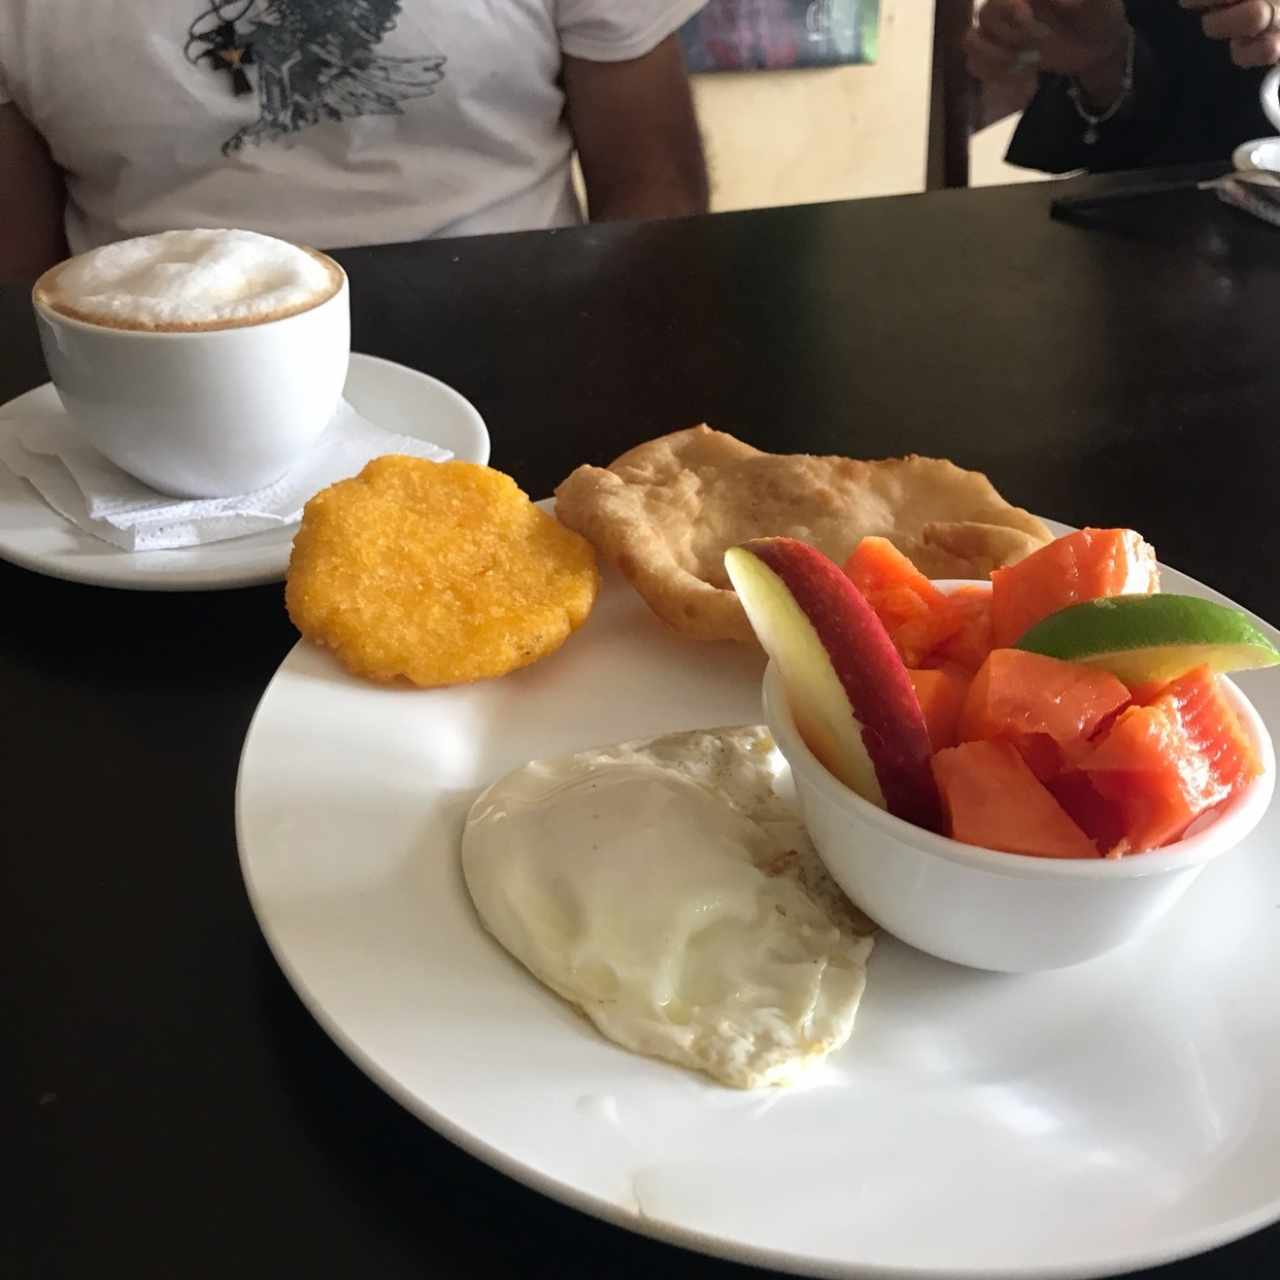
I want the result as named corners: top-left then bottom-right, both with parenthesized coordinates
top-left (555, 426), bottom-right (1051, 643)
top-left (287, 457), bottom-right (599, 686)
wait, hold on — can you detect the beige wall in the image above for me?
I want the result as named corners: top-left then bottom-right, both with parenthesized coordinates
top-left (690, 1), bottom-right (936, 212)
top-left (969, 113), bottom-right (1055, 187)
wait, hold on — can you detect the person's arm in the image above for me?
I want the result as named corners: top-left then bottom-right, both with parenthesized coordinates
top-left (1182, 0), bottom-right (1280, 69)
top-left (1007, 0), bottom-right (1265, 173)
top-left (562, 33), bottom-right (708, 223)
top-left (0, 103), bottom-right (67, 284)
top-left (967, 0), bottom-right (1213, 173)
top-left (1005, 30), bottom-right (1177, 174)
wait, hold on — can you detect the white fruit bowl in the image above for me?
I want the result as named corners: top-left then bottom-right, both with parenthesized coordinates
top-left (762, 660), bottom-right (1276, 973)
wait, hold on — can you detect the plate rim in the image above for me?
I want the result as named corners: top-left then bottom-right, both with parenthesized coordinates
top-left (0, 351), bottom-right (489, 592)
top-left (234, 525), bottom-right (1280, 1280)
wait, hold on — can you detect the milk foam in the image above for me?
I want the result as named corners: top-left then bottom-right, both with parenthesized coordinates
top-left (36, 229), bottom-right (340, 331)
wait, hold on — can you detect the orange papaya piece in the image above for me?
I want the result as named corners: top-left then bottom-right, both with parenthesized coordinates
top-left (1046, 771), bottom-right (1130, 859)
top-left (844, 537), bottom-right (946, 632)
top-left (1148, 667), bottom-right (1261, 793)
top-left (929, 589), bottom-right (994, 674)
top-left (931, 739), bottom-right (1098, 858)
top-left (1079, 665), bottom-right (1260, 851)
top-left (960, 649), bottom-right (1131, 748)
top-left (893, 608), bottom-right (962, 668)
top-left (908, 667), bottom-right (971, 751)
top-left (1011, 732), bottom-right (1066, 784)
top-left (990, 528), bottom-right (1159, 648)
top-left (893, 589), bottom-right (993, 673)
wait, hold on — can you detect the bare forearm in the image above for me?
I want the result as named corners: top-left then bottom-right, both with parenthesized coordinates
top-left (564, 36), bottom-right (709, 224)
top-left (0, 105), bottom-right (67, 284)
top-left (583, 147), bottom-right (709, 222)
top-left (1, 223), bottom-right (67, 285)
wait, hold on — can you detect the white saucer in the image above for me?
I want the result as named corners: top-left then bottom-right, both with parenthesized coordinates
top-left (1234, 137), bottom-right (1280, 173)
top-left (0, 352), bottom-right (490, 591)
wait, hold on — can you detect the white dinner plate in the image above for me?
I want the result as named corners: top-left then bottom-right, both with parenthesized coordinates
top-left (0, 352), bottom-right (489, 591)
top-left (236, 528), bottom-right (1280, 1279)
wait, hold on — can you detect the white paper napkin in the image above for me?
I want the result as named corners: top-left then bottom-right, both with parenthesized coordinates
top-left (0, 399), bottom-right (452, 552)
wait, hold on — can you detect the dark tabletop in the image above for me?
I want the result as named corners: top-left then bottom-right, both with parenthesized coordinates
top-left (7, 175), bottom-right (1280, 1280)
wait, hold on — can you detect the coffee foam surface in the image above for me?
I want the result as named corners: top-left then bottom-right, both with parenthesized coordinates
top-left (37, 229), bottom-right (340, 331)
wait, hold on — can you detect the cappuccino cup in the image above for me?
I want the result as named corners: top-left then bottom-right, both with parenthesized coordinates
top-left (32, 228), bottom-right (350, 498)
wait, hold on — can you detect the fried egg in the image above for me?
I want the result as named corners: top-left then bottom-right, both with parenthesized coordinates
top-left (461, 726), bottom-right (874, 1088)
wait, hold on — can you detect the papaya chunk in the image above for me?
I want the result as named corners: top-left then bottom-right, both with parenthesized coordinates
top-left (1046, 771), bottom-right (1131, 859)
top-left (1079, 665), bottom-right (1260, 850)
top-left (960, 649), bottom-right (1131, 750)
top-left (844, 538), bottom-right (996, 670)
top-left (1013, 732), bottom-right (1067, 784)
top-left (894, 588), bottom-right (993, 674)
top-left (908, 667), bottom-right (971, 752)
top-left (844, 537), bottom-right (946, 633)
top-left (990, 528), bottom-right (1159, 648)
top-left (930, 589), bottom-right (994, 674)
top-left (932, 739), bottom-right (1098, 858)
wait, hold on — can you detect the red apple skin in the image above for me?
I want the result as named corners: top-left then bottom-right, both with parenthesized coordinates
top-left (742, 537), bottom-right (944, 834)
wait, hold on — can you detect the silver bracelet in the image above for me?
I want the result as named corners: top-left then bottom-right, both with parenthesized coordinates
top-left (1066, 28), bottom-right (1136, 145)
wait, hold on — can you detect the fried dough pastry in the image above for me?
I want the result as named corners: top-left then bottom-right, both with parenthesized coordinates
top-left (555, 426), bottom-right (1051, 644)
top-left (287, 457), bottom-right (599, 686)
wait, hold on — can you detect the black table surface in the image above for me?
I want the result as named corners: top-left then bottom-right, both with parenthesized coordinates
top-left (8, 175), bottom-right (1280, 1279)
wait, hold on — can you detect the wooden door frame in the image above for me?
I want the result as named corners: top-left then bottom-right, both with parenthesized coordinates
top-left (928, 0), bottom-right (976, 189)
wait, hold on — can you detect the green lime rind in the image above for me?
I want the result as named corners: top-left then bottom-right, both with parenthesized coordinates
top-left (1014, 594), bottom-right (1280, 686)
top-left (1068, 642), bottom-right (1279, 686)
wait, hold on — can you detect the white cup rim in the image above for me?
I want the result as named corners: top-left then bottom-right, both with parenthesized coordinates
top-left (31, 260), bottom-right (348, 340)
top-left (1260, 65), bottom-right (1280, 135)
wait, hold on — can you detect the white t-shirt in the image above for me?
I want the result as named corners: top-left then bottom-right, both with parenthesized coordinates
top-left (0, 0), bottom-right (705, 251)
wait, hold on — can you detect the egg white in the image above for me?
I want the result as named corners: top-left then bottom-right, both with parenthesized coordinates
top-left (461, 725), bottom-right (874, 1088)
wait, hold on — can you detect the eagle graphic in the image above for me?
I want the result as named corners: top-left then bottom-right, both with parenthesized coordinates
top-left (186, 0), bottom-right (447, 155)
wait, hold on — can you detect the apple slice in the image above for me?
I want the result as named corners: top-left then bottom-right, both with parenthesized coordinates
top-left (725, 537), bottom-right (943, 832)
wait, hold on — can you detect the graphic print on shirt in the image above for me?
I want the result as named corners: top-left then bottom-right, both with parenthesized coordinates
top-left (186, 1), bottom-right (446, 155)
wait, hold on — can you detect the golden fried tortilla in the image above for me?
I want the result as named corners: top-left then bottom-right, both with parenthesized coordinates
top-left (288, 457), bottom-right (599, 686)
top-left (554, 426), bottom-right (1051, 644)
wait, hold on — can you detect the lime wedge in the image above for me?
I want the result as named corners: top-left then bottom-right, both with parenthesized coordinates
top-left (1014, 594), bottom-right (1280, 686)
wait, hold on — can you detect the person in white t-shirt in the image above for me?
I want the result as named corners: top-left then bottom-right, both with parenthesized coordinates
top-left (0, 0), bottom-right (709, 283)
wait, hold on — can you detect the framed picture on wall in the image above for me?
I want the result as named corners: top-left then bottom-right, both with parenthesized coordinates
top-left (679, 0), bottom-right (880, 73)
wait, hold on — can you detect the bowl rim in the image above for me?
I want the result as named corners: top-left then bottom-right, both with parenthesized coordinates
top-left (762, 659), bottom-right (1277, 882)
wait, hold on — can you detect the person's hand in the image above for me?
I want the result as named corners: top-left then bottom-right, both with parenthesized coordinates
top-left (1180, 0), bottom-right (1280, 68)
top-left (965, 0), bottom-right (1130, 83)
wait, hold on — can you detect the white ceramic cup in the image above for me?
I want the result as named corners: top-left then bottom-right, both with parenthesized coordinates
top-left (1261, 65), bottom-right (1280, 134)
top-left (32, 263), bottom-right (350, 499)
